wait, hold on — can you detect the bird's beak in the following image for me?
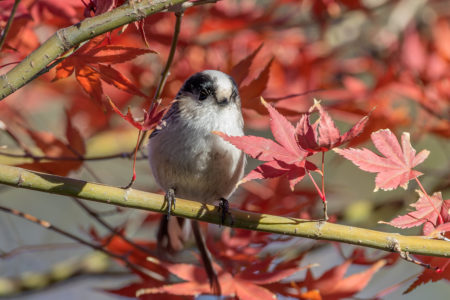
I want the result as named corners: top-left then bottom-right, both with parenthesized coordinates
top-left (217, 97), bottom-right (229, 106)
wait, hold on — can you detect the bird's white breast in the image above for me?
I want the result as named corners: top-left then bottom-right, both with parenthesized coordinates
top-left (148, 102), bottom-right (245, 204)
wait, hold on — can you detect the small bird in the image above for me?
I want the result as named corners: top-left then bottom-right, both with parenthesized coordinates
top-left (148, 70), bottom-right (245, 217)
top-left (147, 70), bottom-right (245, 293)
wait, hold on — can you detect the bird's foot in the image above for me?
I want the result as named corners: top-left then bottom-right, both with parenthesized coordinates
top-left (165, 188), bottom-right (176, 219)
top-left (218, 198), bottom-right (233, 226)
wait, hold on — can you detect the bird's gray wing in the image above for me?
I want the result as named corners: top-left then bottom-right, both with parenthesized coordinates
top-left (149, 101), bottom-right (180, 139)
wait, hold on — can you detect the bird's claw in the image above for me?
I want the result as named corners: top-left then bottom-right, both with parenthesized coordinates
top-left (165, 188), bottom-right (176, 219)
top-left (218, 197), bottom-right (233, 226)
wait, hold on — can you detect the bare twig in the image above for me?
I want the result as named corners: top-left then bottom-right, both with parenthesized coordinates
top-left (0, 0), bottom-right (21, 51)
top-left (135, 9), bottom-right (185, 152)
top-left (0, 242), bottom-right (80, 259)
top-left (71, 196), bottom-right (155, 256)
top-left (0, 205), bottom-right (147, 274)
top-left (0, 150), bottom-right (148, 161)
top-left (393, 240), bottom-right (439, 271)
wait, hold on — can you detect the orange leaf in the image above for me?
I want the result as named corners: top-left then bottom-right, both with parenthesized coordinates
top-left (65, 110), bottom-right (86, 155)
top-left (75, 65), bottom-right (103, 102)
top-left (108, 97), bottom-right (143, 130)
top-left (98, 64), bottom-right (146, 97)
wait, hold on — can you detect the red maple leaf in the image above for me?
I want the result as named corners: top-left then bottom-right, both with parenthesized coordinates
top-left (404, 256), bottom-right (450, 294)
top-left (380, 190), bottom-right (450, 237)
top-left (215, 98), bottom-right (317, 190)
top-left (17, 114), bottom-right (86, 176)
top-left (334, 129), bottom-right (430, 191)
top-left (54, 37), bottom-right (155, 103)
top-left (109, 98), bottom-right (166, 131)
top-left (290, 259), bottom-right (386, 300)
top-left (137, 255), bottom-right (309, 300)
top-left (296, 99), bottom-right (370, 152)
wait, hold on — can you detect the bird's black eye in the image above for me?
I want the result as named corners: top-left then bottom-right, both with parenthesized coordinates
top-left (198, 89), bottom-right (209, 101)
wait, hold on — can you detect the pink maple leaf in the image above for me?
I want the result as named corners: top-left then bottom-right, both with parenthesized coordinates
top-left (380, 190), bottom-right (450, 236)
top-left (334, 129), bottom-right (430, 191)
top-left (215, 98), bottom-right (316, 190)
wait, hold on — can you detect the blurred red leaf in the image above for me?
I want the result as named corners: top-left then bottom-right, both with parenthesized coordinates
top-left (334, 129), bottom-right (430, 191)
top-left (54, 39), bottom-right (155, 102)
top-left (75, 65), bottom-right (103, 101)
top-left (240, 58), bottom-right (274, 113)
top-left (433, 18), bottom-right (450, 61)
top-left (300, 259), bottom-right (386, 300)
top-left (230, 44), bottom-right (263, 86)
top-left (139, 254), bottom-right (307, 300)
top-left (65, 110), bottom-right (86, 155)
top-left (402, 27), bottom-right (427, 75)
top-left (109, 98), bottom-right (143, 130)
top-left (17, 129), bottom-right (83, 176)
top-left (30, 0), bottom-right (82, 24)
top-left (109, 98), bottom-right (166, 131)
top-left (404, 256), bottom-right (450, 294)
top-left (98, 64), bottom-right (146, 97)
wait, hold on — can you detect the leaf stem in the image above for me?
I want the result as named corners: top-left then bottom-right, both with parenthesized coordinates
top-left (0, 0), bottom-right (21, 52)
top-left (151, 10), bottom-right (184, 105)
top-left (321, 151), bottom-right (328, 220)
top-left (414, 176), bottom-right (443, 225)
top-left (307, 168), bottom-right (328, 220)
top-left (124, 129), bottom-right (142, 189)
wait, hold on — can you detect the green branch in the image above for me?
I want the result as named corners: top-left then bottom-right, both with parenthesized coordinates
top-left (0, 0), bottom-right (199, 100)
top-left (0, 164), bottom-right (449, 258)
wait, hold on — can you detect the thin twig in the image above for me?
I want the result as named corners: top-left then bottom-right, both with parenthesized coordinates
top-left (393, 241), bottom-right (438, 271)
top-left (0, 150), bottom-right (148, 161)
top-left (2, 127), bottom-right (34, 158)
top-left (71, 196), bottom-right (155, 256)
top-left (0, 0), bottom-right (21, 51)
top-left (135, 9), bottom-right (185, 152)
top-left (152, 10), bottom-right (184, 105)
top-left (0, 242), bottom-right (81, 259)
top-left (0, 205), bottom-right (146, 274)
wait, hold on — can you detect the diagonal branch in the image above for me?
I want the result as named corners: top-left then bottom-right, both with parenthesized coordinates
top-left (0, 164), bottom-right (449, 258)
top-left (0, 0), bottom-right (214, 101)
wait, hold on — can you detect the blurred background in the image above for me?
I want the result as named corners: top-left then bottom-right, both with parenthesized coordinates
top-left (0, 0), bottom-right (449, 299)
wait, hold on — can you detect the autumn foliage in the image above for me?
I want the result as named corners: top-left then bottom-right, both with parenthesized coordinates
top-left (0, 0), bottom-right (449, 299)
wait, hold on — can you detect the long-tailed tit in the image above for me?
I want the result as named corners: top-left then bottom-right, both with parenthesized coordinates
top-left (148, 70), bottom-right (245, 251)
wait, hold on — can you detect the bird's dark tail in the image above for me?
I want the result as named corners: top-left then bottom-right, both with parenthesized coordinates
top-left (156, 216), bottom-right (221, 295)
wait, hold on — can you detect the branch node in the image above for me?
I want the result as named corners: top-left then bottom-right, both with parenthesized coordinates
top-left (56, 28), bottom-right (73, 52)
